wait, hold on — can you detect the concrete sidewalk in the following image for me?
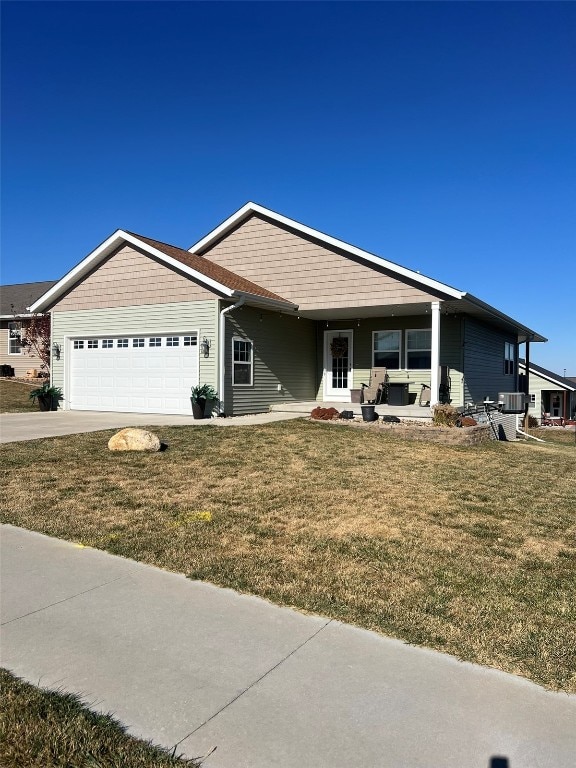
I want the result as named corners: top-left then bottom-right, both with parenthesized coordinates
top-left (1, 525), bottom-right (574, 768)
top-left (0, 410), bottom-right (303, 443)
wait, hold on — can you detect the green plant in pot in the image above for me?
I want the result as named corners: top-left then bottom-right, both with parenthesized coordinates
top-left (191, 384), bottom-right (218, 419)
top-left (29, 382), bottom-right (63, 412)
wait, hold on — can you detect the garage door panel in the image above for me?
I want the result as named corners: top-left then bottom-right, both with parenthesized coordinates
top-left (70, 334), bottom-right (199, 414)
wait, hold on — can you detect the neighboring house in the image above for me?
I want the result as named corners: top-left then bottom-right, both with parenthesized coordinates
top-left (519, 359), bottom-right (576, 422)
top-left (0, 281), bottom-right (57, 377)
top-left (29, 203), bottom-right (546, 416)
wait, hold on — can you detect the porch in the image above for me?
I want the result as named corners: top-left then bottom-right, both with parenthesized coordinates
top-left (270, 400), bottom-right (433, 421)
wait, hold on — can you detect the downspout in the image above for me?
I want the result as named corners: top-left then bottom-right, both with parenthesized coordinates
top-left (219, 296), bottom-right (245, 415)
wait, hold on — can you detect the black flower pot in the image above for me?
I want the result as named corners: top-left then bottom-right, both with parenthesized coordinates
top-left (361, 404), bottom-right (377, 422)
top-left (191, 398), bottom-right (206, 419)
top-left (38, 394), bottom-right (58, 411)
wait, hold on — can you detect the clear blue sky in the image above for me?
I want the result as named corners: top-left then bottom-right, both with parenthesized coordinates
top-left (2, 1), bottom-right (574, 374)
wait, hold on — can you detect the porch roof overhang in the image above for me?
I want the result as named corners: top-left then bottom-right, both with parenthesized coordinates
top-left (296, 295), bottom-right (546, 344)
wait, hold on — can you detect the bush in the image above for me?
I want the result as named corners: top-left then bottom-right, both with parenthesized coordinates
top-left (432, 403), bottom-right (459, 427)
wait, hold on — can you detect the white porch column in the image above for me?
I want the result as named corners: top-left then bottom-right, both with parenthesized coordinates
top-left (430, 301), bottom-right (441, 406)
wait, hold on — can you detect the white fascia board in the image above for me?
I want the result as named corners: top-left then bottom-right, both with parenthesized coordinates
top-left (0, 313), bottom-right (36, 319)
top-left (189, 202), bottom-right (465, 300)
top-left (119, 232), bottom-right (235, 298)
top-left (29, 230), bottom-right (235, 312)
top-left (518, 362), bottom-right (576, 391)
top-left (28, 230), bottom-right (126, 312)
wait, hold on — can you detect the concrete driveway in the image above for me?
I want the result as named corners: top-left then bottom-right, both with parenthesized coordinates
top-left (0, 410), bottom-right (302, 443)
top-left (2, 525), bottom-right (575, 768)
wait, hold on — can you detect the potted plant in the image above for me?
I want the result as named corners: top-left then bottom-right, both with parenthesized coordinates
top-left (29, 382), bottom-right (63, 412)
top-left (191, 384), bottom-right (218, 419)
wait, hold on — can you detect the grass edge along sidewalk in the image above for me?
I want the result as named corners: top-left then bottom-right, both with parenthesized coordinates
top-left (0, 668), bottom-right (204, 768)
top-left (1, 419), bottom-right (575, 693)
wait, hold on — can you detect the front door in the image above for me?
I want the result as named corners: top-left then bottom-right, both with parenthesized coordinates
top-left (550, 392), bottom-right (562, 418)
top-left (324, 330), bottom-right (353, 401)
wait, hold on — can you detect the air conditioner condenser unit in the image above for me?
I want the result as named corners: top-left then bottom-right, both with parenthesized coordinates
top-left (498, 392), bottom-right (527, 414)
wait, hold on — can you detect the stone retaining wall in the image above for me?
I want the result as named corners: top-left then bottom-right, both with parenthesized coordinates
top-left (312, 417), bottom-right (492, 445)
top-left (364, 422), bottom-right (491, 445)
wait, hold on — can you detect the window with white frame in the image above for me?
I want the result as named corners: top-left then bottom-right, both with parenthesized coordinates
top-left (406, 329), bottom-right (432, 369)
top-left (87, 339), bottom-right (98, 349)
top-left (132, 338), bottom-right (145, 348)
top-left (73, 340), bottom-right (85, 350)
top-left (8, 322), bottom-right (22, 354)
top-left (149, 337), bottom-right (161, 347)
top-left (166, 337), bottom-right (179, 347)
top-left (529, 393), bottom-right (535, 408)
top-left (233, 337), bottom-right (253, 386)
top-left (117, 338), bottom-right (128, 348)
top-left (102, 339), bottom-right (113, 348)
top-left (504, 342), bottom-right (515, 375)
top-left (183, 336), bottom-right (197, 346)
top-left (373, 330), bottom-right (401, 369)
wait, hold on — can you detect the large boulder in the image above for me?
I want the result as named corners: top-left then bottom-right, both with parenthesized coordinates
top-left (108, 428), bottom-right (161, 452)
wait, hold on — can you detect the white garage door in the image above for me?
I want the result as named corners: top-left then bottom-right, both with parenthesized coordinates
top-left (70, 334), bottom-right (199, 414)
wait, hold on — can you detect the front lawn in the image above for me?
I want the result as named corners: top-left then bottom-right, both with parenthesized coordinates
top-left (1, 420), bottom-right (574, 692)
top-left (0, 668), bottom-right (200, 768)
top-left (0, 379), bottom-right (38, 413)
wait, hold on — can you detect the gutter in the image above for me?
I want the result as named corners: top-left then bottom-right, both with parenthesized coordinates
top-left (219, 296), bottom-right (245, 415)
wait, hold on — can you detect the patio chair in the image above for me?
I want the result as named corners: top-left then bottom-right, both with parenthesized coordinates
top-left (361, 368), bottom-right (388, 404)
top-left (419, 384), bottom-right (432, 407)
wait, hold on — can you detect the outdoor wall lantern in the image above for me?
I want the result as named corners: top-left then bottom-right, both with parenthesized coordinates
top-left (52, 343), bottom-right (61, 360)
top-left (200, 337), bottom-right (211, 358)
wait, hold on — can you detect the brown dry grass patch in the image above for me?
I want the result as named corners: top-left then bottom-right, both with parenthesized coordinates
top-left (1, 420), bottom-right (575, 692)
top-left (0, 379), bottom-right (38, 413)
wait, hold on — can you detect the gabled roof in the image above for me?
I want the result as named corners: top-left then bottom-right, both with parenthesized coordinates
top-left (29, 230), bottom-right (297, 313)
top-left (519, 358), bottom-right (576, 392)
top-left (0, 281), bottom-right (58, 317)
top-left (190, 201), bottom-right (466, 300)
top-left (189, 202), bottom-right (546, 343)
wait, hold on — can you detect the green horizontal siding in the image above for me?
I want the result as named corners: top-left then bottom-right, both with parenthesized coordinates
top-left (52, 301), bottom-right (219, 405)
top-left (463, 317), bottom-right (517, 404)
top-left (224, 305), bottom-right (317, 416)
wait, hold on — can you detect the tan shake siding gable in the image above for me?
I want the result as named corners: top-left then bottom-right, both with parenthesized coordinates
top-left (199, 214), bottom-right (440, 310)
top-left (131, 233), bottom-right (291, 305)
top-left (52, 245), bottom-right (219, 311)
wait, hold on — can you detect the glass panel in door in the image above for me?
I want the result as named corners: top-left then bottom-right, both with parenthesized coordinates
top-left (325, 330), bottom-right (353, 400)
